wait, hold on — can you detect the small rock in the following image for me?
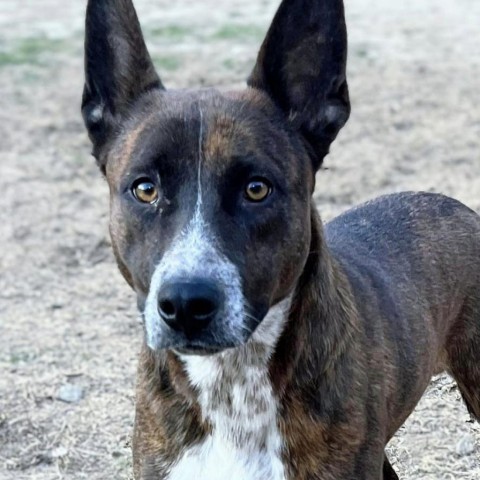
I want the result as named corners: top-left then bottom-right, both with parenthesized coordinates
top-left (57, 384), bottom-right (84, 403)
top-left (51, 447), bottom-right (68, 459)
top-left (456, 434), bottom-right (475, 457)
top-left (38, 447), bottom-right (68, 465)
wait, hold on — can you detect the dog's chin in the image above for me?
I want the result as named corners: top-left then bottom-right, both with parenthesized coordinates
top-left (149, 328), bottom-right (255, 356)
top-left (168, 333), bottom-right (249, 356)
top-left (172, 345), bottom-right (228, 356)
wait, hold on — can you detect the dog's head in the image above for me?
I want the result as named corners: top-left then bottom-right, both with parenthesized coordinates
top-left (82, 0), bottom-right (349, 354)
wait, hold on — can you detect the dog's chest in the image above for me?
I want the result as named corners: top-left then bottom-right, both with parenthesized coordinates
top-left (166, 353), bottom-right (287, 480)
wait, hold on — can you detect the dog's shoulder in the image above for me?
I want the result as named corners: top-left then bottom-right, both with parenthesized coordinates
top-left (324, 191), bottom-right (480, 316)
top-left (325, 191), bottom-right (479, 254)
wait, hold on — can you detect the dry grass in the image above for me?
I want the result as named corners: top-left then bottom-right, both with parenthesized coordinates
top-left (1, 0), bottom-right (479, 478)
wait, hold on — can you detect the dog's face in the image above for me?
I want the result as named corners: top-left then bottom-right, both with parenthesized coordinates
top-left (106, 90), bottom-right (314, 352)
top-left (82, 0), bottom-right (350, 354)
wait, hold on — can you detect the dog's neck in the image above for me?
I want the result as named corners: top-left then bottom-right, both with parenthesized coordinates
top-left (270, 208), bottom-right (360, 397)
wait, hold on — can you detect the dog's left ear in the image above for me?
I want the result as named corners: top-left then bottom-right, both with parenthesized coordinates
top-left (82, 0), bottom-right (163, 166)
top-left (248, 0), bottom-right (350, 169)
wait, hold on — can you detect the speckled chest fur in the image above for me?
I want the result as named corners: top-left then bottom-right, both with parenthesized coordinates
top-left (167, 298), bottom-right (290, 480)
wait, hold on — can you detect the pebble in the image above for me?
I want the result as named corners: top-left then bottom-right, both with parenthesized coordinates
top-left (455, 434), bottom-right (476, 457)
top-left (50, 446), bottom-right (68, 459)
top-left (57, 384), bottom-right (84, 403)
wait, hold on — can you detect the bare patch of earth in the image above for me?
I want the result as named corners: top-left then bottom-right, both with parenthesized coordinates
top-left (1, 0), bottom-right (479, 478)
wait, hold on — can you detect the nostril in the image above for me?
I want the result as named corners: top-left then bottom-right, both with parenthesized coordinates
top-left (158, 299), bottom-right (176, 319)
top-left (189, 297), bottom-right (218, 320)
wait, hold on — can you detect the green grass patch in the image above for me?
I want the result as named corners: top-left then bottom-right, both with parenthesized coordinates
top-left (352, 43), bottom-right (370, 59)
top-left (22, 70), bottom-right (43, 83)
top-left (212, 24), bottom-right (264, 41)
top-left (153, 55), bottom-right (182, 72)
top-left (8, 351), bottom-right (37, 364)
top-left (149, 25), bottom-right (191, 40)
top-left (0, 35), bottom-right (66, 68)
top-left (222, 58), bottom-right (236, 70)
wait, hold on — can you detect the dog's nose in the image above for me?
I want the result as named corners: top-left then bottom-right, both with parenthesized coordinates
top-left (157, 280), bottom-right (222, 336)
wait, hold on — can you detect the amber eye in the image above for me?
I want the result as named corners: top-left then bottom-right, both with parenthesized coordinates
top-left (245, 179), bottom-right (272, 202)
top-left (132, 179), bottom-right (158, 204)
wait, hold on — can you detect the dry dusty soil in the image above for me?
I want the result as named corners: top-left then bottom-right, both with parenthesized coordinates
top-left (1, 0), bottom-right (480, 479)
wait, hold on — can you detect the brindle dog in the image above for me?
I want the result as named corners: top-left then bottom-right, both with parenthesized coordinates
top-left (81, 0), bottom-right (480, 478)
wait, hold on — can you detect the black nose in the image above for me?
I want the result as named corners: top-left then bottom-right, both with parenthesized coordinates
top-left (157, 280), bottom-right (223, 337)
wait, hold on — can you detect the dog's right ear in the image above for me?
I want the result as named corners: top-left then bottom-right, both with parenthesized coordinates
top-left (82, 0), bottom-right (163, 167)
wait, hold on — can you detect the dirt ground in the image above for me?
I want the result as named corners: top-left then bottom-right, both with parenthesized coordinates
top-left (1, 0), bottom-right (479, 479)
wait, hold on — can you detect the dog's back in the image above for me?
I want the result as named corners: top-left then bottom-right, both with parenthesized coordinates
top-left (326, 191), bottom-right (480, 434)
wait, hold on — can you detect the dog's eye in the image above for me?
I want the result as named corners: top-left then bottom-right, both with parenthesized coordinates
top-left (245, 179), bottom-right (272, 202)
top-left (132, 179), bottom-right (158, 204)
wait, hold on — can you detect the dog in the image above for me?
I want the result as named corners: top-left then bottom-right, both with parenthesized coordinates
top-left (81, 0), bottom-right (480, 478)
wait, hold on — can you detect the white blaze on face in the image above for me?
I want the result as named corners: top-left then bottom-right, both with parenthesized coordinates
top-left (144, 107), bottom-right (246, 349)
top-left (143, 203), bottom-right (245, 349)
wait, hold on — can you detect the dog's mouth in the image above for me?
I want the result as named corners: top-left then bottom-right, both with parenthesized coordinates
top-left (145, 321), bottom-right (251, 355)
top-left (162, 331), bottom-right (247, 356)
top-left (173, 345), bottom-right (227, 356)
top-left (144, 300), bottom-right (268, 355)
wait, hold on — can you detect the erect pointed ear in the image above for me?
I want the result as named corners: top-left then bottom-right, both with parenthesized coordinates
top-left (82, 0), bottom-right (163, 164)
top-left (248, 0), bottom-right (350, 169)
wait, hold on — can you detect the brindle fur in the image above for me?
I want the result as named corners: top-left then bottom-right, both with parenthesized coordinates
top-left (82, 0), bottom-right (480, 478)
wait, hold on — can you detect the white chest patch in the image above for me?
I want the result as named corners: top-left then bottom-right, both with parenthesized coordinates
top-left (166, 298), bottom-right (291, 480)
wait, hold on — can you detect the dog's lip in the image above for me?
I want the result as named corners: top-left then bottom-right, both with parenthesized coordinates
top-left (170, 336), bottom-right (245, 356)
top-left (173, 345), bottom-right (228, 356)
